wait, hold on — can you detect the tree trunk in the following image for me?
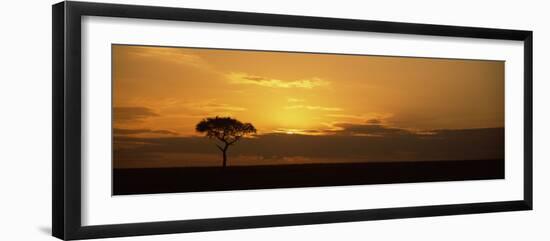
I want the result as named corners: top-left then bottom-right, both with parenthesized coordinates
top-left (222, 146), bottom-right (228, 168)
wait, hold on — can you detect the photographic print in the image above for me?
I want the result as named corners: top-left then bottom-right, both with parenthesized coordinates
top-left (112, 44), bottom-right (504, 195)
top-left (53, 3), bottom-right (532, 239)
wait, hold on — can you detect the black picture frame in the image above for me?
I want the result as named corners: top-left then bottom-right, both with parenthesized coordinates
top-left (52, 1), bottom-right (533, 240)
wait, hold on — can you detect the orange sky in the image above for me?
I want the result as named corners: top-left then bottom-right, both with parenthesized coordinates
top-left (113, 44), bottom-right (504, 138)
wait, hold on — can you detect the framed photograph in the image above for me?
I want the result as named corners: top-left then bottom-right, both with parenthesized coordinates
top-left (52, 1), bottom-right (533, 240)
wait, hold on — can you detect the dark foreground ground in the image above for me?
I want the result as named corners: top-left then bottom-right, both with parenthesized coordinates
top-left (113, 159), bottom-right (504, 195)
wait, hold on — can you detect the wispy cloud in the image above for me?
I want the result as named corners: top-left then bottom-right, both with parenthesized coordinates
top-left (326, 113), bottom-right (394, 123)
top-left (287, 98), bottom-right (305, 103)
top-left (184, 100), bottom-right (247, 112)
top-left (170, 100), bottom-right (248, 118)
top-left (227, 72), bottom-right (329, 89)
top-left (114, 128), bottom-right (179, 136)
top-left (114, 107), bottom-right (159, 122)
top-left (328, 122), bottom-right (411, 137)
top-left (271, 128), bottom-right (326, 136)
top-left (284, 105), bottom-right (342, 112)
top-left (129, 47), bottom-right (210, 70)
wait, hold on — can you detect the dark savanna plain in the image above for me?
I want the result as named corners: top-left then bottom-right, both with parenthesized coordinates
top-left (112, 45), bottom-right (505, 195)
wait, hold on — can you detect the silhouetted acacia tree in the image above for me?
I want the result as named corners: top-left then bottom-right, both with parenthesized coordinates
top-left (195, 116), bottom-right (257, 167)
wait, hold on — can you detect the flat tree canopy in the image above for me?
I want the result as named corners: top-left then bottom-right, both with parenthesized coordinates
top-left (196, 116), bottom-right (256, 167)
